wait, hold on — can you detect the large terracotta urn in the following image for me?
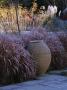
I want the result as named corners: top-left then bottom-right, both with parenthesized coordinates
top-left (27, 40), bottom-right (51, 75)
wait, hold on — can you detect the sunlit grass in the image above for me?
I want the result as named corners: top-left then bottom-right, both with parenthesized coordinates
top-left (0, 6), bottom-right (56, 33)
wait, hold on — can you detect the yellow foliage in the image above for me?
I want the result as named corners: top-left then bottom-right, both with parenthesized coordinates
top-left (0, 6), bottom-right (54, 33)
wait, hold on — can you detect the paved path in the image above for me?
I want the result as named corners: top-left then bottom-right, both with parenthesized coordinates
top-left (0, 71), bottom-right (67, 90)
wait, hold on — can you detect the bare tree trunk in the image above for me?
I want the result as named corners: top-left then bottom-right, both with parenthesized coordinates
top-left (15, 5), bottom-right (20, 34)
top-left (9, 0), bottom-right (20, 34)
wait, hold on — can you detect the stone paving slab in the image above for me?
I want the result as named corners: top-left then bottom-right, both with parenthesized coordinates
top-left (0, 74), bottom-right (67, 90)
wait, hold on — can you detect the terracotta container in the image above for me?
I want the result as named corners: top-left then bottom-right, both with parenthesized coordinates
top-left (27, 40), bottom-right (51, 75)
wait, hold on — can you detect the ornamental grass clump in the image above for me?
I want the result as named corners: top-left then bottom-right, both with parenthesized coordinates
top-left (56, 31), bottom-right (67, 51)
top-left (0, 35), bottom-right (36, 85)
top-left (31, 27), bottom-right (48, 37)
top-left (44, 32), bottom-right (66, 70)
top-left (0, 33), bottom-right (25, 47)
top-left (21, 30), bottom-right (44, 47)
